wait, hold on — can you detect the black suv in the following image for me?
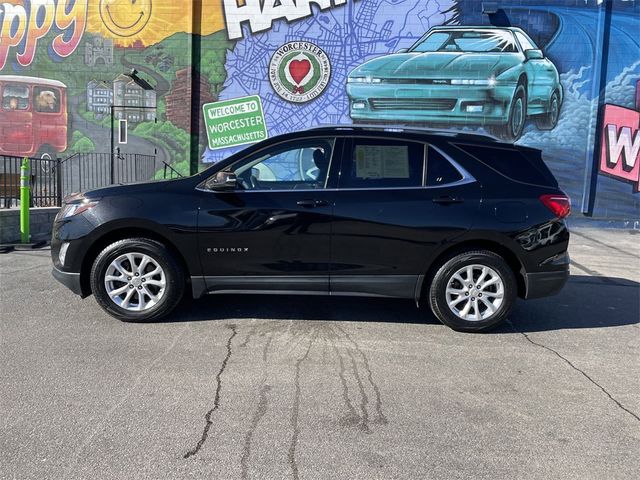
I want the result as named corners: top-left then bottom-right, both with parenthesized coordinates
top-left (51, 126), bottom-right (570, 332)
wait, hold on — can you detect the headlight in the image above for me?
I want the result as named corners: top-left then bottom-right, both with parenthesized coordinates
top-left (347, 76), bottom-right (382, 84)
top-left (451, 76), bottom-right (497, 86)
top-left (60, 199), bottom-right (99, 219)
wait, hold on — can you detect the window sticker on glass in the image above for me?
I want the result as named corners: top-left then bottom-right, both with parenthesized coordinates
top-left (355, 145), bottom-right (410, 179)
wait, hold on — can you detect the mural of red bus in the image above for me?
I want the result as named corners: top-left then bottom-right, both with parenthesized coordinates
top-left (0, 75), bottom-right (68, 159)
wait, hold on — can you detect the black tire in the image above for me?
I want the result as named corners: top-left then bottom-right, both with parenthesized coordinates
top-left (90, 238), bottom-right (185, 322)
top-left (535, 90), bottom-right (560, 130)
top-left (428, 250), bottom-right (517, 332)
top-left (488, 84), bottom-right (527, 142)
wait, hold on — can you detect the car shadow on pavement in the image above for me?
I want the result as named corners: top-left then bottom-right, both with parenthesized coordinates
top-left (166, 275), bottom-right (639, 333)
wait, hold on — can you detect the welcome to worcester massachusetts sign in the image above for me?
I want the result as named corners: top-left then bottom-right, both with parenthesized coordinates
top-left (203, 96), bottom-right (268, 150)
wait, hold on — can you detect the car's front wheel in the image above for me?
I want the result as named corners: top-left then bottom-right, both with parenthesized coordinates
top-left (428, 250), bottom-right (517, 332)
top-left (488, 84), bottom-right (527, 142)
top-left (90, 238), bottom-right (185, 322)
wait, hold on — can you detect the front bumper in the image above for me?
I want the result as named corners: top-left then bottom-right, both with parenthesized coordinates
top-left (347, 82), bottom-right (516, 124)
top-left (524, 268), bottom-right (569, 299)
top-left (52, 266), bottom-right (85, 297)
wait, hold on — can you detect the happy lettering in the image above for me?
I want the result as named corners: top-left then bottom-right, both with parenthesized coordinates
top-left (0, 0), bottom-right (87, 70)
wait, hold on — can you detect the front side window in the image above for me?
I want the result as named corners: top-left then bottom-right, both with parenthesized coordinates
top-left (341, 139), bottom-right (424, 189)
top-left (411, 29), bottom-right (517, 53)
top-left (231, 138), bottom-right (335, 190)
top-left (2, 84), bottom-right (29, 111)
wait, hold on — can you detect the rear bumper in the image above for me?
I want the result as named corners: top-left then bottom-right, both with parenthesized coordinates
top-left (52, 266), bottom-right (85, 297)
top-left (524, 269), bottom-right (569, 299)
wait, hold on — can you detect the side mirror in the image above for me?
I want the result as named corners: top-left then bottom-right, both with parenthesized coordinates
top-left (207, 170), bottom-right (237, 190)
top-left (524, 49), bottom-right (544, 60)
top-left (396, 48), bottom-right (408, 54)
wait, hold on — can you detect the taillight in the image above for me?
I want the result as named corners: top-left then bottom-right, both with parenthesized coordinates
top-left (539, 194), bottom-right (571, 218)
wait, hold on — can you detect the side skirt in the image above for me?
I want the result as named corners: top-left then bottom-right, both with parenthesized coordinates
top-left (191, 275), bottom-right (421, 301)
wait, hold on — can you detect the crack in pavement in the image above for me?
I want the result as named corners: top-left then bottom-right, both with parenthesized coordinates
top-left (334, 325), bottom-right (388, 425)
top-left (509, 320), bottom-right (640, 423)
top-left (240, 332), bottom-right (274, 480)
top-left (341, 339), bottom-right (372, 433)
top-left (330, 339), bottom-right (361, 429)
top-left (183, 324), bottom-right (238, 459)
top-left (288, 331), bottom-right (318, 480)
top-left (240, 384), bottom-right (271, 480)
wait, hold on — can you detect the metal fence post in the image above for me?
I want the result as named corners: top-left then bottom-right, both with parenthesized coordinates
top-left (20, 158), bottom-right (30, 243)
top-left (56, 157), bottom-right (63, 206)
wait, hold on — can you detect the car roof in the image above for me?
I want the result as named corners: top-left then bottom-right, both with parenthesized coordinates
top-left (302, 124), bottom-right (500, 144)
top-left (430, 26), bottom-right (520, 32)
top-left (0, 75), bottom-right (67, 88)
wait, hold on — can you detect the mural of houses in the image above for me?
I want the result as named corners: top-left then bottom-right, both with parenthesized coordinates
top-left (166, 68), bottom-right (215, 132)
top-left (86, 80), bottom-right (113, 118)
top-left (112, 73), bottom-right (156, 124)
top-left (85, 37), bottom-right (114, 67)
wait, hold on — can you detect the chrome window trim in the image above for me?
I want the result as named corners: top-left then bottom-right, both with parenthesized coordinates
top-left (197, 137), bottom-right (476, 193)
top-left (427, 144), bottom-right (476, 187)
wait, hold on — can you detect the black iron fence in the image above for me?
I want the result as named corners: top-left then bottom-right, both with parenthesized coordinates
top-left (162, 161), bottom-right (184, 180)
top-left (1, 153), bottom-right (156, 208)
top-left (60, 153), bottom-right (157, 197)
top-left (0, 155), bottom-right (60, 208)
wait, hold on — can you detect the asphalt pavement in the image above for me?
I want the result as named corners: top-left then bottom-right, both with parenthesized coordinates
top-left (0, 228), bottom-right (638, 479)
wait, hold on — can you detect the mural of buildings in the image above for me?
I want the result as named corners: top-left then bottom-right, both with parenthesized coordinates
top-left (84, 37), bottom-right (114, 67)
top-left (86, 80), bottom-right (113, 118)
top-left (165, 69), bottom-right (216, 132)
top-left (112, 74), bottom-right (156, 124)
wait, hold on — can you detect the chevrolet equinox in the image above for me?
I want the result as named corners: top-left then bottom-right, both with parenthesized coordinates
top-left (51, 126), bottom-right (570, 332)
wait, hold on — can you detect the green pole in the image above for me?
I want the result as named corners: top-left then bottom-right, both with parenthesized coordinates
top-left (20, 157), bottom-right (30, 243)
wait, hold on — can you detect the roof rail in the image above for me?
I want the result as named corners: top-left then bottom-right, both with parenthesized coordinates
top-left (304, 124), bottom-right (499, 141)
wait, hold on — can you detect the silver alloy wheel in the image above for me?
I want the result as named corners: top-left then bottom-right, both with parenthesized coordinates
top-left (445, 264), bottom-right (504, 322)
top-left (104, 252), bottom-right (166, 312)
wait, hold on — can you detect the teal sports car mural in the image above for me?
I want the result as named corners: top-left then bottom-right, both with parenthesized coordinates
top-left (347, 26), bottom-right (563, 141)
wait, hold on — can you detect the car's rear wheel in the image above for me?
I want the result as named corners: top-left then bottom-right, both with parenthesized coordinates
top-left (428, 250), bottom-right (517, 332)
top-left (535, 90), bottom-right (560, 130)
top-left (90, 238), bottom-right (185, 322)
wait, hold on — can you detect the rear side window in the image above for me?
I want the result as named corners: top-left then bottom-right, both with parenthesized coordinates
top-left (456, 144), bottom-right (556, 186)
top-left (426, 147), bottom-right (463, 186)
top-left (341, 139), bottom-right (424, 189)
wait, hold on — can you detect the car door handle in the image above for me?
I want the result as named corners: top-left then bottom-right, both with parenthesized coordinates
top-left (432, 196), bottom-right (464, 205)
top-left (297, 199), bottom-right (329, 208)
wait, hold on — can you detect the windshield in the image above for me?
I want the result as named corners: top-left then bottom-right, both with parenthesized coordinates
top-left (411, 30), bottom-right (517, 53)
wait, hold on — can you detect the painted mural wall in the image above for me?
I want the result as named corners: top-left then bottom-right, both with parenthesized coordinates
top-left (0, 0), bottom-right (638, 223)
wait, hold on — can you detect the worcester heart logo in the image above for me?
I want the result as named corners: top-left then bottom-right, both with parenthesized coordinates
top-left (269, 41), bottom-right (331, 103)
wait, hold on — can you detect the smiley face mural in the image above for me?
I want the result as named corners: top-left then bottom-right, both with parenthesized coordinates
top-left (97, 0), bottom-right (152, 38)
top-left (86, 0), bottom-right (224, 47)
